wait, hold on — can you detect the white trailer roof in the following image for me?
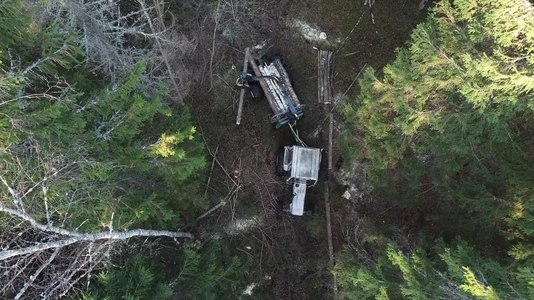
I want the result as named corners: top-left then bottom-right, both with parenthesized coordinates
top-left (290, 146), bottom-right (321, 181)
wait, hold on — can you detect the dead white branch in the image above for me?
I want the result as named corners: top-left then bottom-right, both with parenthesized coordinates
top-left (13, 248), bottom-right (60, 300)
top-left (0, 229), bottom-right (188, 261)
top-left (364, 0), bottom-right (375, 7)
top-left (0, 204), bottom-right (74, 236)
top-left (0, 204), bottom-right (192, 261)
top-left (0, 175), bottom-right (21, 209)
top-left (195, 200), bottom-right (227, 222)
top-left (209, 0), bottom-right (222, 91)
top-left (138, 0), bottom-right (184, 104)
top-left (36, 0), bottom-right (193, 101)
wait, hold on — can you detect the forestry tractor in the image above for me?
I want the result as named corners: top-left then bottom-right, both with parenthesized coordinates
top-left (236, 47), bottom-right (322, 216)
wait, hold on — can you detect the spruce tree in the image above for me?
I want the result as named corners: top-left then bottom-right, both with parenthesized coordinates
top-left (340, 0), bottom-right (534, 298)
top-left (0, 1), bottom-right (208, 297)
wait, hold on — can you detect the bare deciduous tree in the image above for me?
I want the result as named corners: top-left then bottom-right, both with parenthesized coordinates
top-left (0, 142), bottom-right (191, 299)
top-left (0, 191), bottom-right (191, 299)
top-left (40, 0), bottom-right (195, 104)
top-left (1, 1), bottom-right (205, 298)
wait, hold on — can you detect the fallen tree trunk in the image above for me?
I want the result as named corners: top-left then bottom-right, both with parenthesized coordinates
top-left (0, 204), bottom-right (192, 261)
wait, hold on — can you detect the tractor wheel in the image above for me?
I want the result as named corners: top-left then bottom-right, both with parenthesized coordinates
top-left (249, 82), bottom-right (263, 99)
top-left (276, 148), bottom-right (289, 177)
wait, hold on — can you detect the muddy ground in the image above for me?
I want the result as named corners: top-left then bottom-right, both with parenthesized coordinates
top-left (184, 0), bottom-right (428, 298)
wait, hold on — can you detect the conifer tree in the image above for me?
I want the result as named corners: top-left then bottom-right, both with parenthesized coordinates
top-left (0, 1), bottom-right (206, 297)
top-left (340, 0), bottom-right (534, 298)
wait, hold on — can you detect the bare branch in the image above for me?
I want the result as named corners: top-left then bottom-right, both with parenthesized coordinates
top-left (41, 185), bottom-right (50, 226)
top-left (209, 0), bottom-right (222, 91)
top-left (0, 204), bottom-right (74, 236)
top-left (137, 0), bottom-right (184, 104)
top-left (0, 175), bottom-right (23, 211)
top-left (13, 248), bottom-right (60, 300)
top-left (0, 204), bottom-right (192, 261)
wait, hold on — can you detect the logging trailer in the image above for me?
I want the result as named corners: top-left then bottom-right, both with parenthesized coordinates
top-left (236, 47), bottom-right (321, 216)
top-left (236, 48), bottom-right (304, 127)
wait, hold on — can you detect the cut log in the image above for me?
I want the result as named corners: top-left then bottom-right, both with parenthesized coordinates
top-left (320, 53), bottom-right (337, 295)
top-left (318, 50), bottom-right (333, 104)
top-left (328, 113), bottom-right (333, 170)
top-left (324, 183), bottom-right (338, 295)
top-left (247, 53), bottom-right (279, 115)
top-left (273, 59), bottom-right (301, 106)
top-left (236, 47), bottom-right (250, 125)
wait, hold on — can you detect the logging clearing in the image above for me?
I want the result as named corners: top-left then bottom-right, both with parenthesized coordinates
top-left (0, 0), bottom-right (431, 299)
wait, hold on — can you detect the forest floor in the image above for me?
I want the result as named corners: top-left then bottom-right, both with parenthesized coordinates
top-left (185, 0), bottom-right (428, 298)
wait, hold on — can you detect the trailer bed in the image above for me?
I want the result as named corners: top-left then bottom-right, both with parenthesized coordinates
top-left (247, 55), bottom-right (304, 125)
